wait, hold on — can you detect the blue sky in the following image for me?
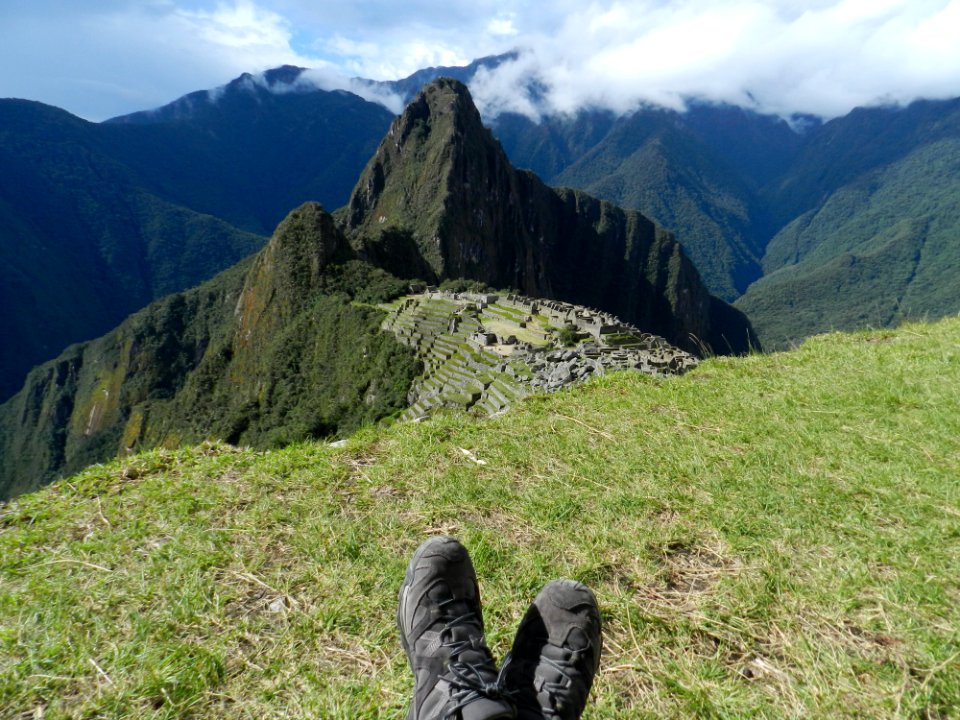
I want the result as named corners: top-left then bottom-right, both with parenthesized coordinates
top-left (1, 0), bottom-right (959, 121)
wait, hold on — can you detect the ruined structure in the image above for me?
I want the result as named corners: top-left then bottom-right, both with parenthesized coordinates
top-left (381, 290), bottom-right (698, 420)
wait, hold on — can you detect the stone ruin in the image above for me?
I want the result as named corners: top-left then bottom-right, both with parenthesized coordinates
top-left (380, 289), bottom-right (698, 420)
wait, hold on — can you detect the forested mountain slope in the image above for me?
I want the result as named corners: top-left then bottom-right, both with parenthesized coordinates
top-left (0, 100), bottom-right (263, 402)
top-left (0, 203), bottom-right (417, 499)
top-left (0, 81), bottom-right (394, 401)
top-left (736, 137), bottom-right (960, 347)
top-left (0, 80), bottom-right (753, 498)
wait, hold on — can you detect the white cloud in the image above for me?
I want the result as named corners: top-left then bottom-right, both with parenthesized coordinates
top-left (475, 0), bottom-right (960, 119)
top-left (173, 1), bottom-right (293, 51)
top-left (1, 0), bottom-right (959, 121)
top-left (296, 68), bottom-right (407, 113)
top-left (469, 51), bottom-right (543, 120)
top-left (487, 15), bottom-right (518, 37)
top-left (325, 34), bottom-right (470, 79)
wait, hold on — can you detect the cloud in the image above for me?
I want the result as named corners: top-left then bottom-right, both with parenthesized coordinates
top-left (323, 34), bottom-right (471, 80)
top-left (487, 15), bottom-right (519, 37)
top-left (295, 68), bottom-right (407, 114)
top-left (283, 0), bottom-right (960, 120)
top-left (474, 0), bottom-right (960, 120)
top-left (1, 0), bottom-right (959, 121)
top-left (173, 2), bottom-right (294, 52)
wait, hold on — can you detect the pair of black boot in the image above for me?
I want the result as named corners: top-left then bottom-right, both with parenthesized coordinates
top-left (397, 536), bottom-right (602, 720)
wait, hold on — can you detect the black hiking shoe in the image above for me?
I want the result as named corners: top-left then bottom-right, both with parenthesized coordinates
top-left (504, 580), bottom-right (602, 720)
top-left (398, 536), bottom-right (516, 720)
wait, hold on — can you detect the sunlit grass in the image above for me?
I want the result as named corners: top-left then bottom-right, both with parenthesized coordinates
top-left (2, 319), bottom-right (958, 718)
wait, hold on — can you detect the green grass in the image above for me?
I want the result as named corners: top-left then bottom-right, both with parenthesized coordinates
top-left (2, 319), bottom-right (959, 719)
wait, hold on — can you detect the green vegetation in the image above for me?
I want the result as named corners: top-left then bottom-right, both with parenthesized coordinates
top-left (557, 324), bottom-right (579, 346)
top-left (6, 77), bottom-right (960, 406)
top-left (0, 204), bottom-right (418, 500)
top-left (3, 318), bottom-right (958, 718)
top-left (143, 288), bottom-right (417, 449)
top-left (495, 104), bottom-right (803, 302)
top-left (738, 138), bottom-right (960, 349)
top-left (438, 278), bottom-right (494, 293)
top-left (552, 112), bottom-right (764, 301)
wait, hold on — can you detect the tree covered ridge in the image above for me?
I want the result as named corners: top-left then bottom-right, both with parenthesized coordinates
top-left (0, 204), bottom-right (419, 500)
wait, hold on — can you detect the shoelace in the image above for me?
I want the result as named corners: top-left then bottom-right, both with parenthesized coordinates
top-left (540, 653), bottom-right (582, 709)
top-left (436, 598), bottom-right (515, 719)
top-left (517, 641), bottom-right (596, 718)
top-left (444, 655), bottom-right (515, 718)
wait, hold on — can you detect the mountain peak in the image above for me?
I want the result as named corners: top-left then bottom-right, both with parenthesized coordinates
top-left (379, 77), bottom-right (490, 166)
top-left (343, 80), bottom-right (756, 354)
top-left (262, 65), bottom-right (308, 87)
top-left (414, 76), bottom-right (479, 112)
top-left (236, 202), bottom-right (350, 340)
top-left (344, 78), bottom-right (504, 278)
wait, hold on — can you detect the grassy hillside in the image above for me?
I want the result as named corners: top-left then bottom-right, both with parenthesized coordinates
top-left (767, 98), bottom-right (960, 229)
top-left (2, 318), bottom-right (958, 719)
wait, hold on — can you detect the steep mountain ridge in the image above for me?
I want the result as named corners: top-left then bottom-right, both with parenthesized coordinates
top-left (0, 80), bottom-right (752, 498)
top-left (766, 97), bottom-right (960, 228)
top-left (493, 103), bottom-right (802, 299)
top-left (0, 203), bottom-right (418, 499)
top-left (735, 98), bottom-right (960, 348)
top-left (344, 79), bottom-right (756, 354)
top-left (104, 57), bottom-right (802, 302)
top-left (548, 110), bottom-right (765, 299)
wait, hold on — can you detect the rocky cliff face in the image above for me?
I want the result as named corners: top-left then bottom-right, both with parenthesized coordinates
top-left (344, 78), bottom-right (757, 354)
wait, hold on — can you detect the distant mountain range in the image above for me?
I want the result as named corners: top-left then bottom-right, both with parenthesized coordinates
top-left (2, 54), bottom-right (959, 405)
top-left (0, 80), bottom-right (392, 402)
top-left (736, 98), bottom-right (960, 346)
top-left (0, 79), bottom-right (750, 498)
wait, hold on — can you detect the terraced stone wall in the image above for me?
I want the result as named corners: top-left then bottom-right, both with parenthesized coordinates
top-left (381, 291), bottom-right (698, 420)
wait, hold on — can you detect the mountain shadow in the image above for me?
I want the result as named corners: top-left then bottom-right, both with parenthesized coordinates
top-left (0, 100), bottom-right (265, 403)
